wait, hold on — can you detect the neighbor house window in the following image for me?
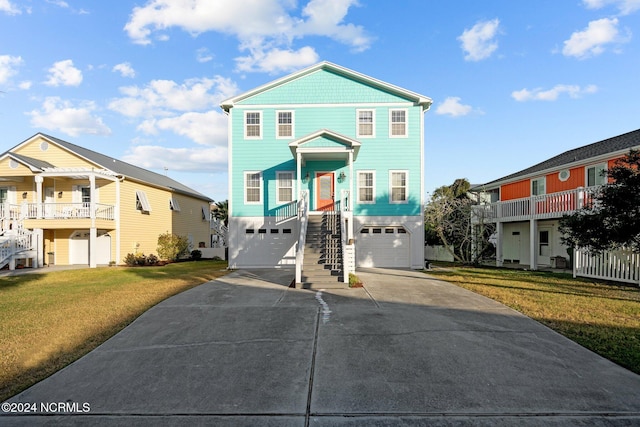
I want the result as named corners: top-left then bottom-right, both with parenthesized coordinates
top-left (390, 171), bottom-right (408, 203)
top-left (389, 109), bottom-right (407, 137)
top-left (531, 177), bottom-right (546, 196)
top-left (586, 163), bottom-right (607, 186)
top-left (357, 109), bottom-right (375, 137)
top-left (276, 111), bottom-right (294, 138)
top-left (135, 190), bottom-right (151, 213)
top-left (276, 171), bottom-right (294, 203)
top-left (244, 172), bottom-right (262, 204)
top-left (357, 171), bottom-right (375, 203)
top-left (244, 111), bottom-right (262, 139)
top-left (169, 196), bottom-right (181, 211)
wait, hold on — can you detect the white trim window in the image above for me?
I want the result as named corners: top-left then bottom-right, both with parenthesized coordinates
top-left (135, 190), bottom-right (151, 213)
top-left (244, 171), bottom-right (262, 204)
top-left (244, 111), bottom-right (262, 139)
top-left (169, 196), bottom-right (181, 211)
top-left (357, 109), bottom-right (375, 138)
top-left (276, 171), bottom-right (294, 204)
top-left (389, 170), bottom-right (408, 203)
top-left (586, 163), bottom-right (607, 186)
top-left (389, 109), bottom-right (407, 137)
top-left (276, 111), bottom-right (294, 138)
top-left (531, 177), bottom-right (546, 196)
top-left (357, 171), bottom-right (375, 203)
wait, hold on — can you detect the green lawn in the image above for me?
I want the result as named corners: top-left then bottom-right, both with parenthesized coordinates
top-left (0, 260), bottom-right (229, 401)
top-left (427, 265), bottom-right (640, 375)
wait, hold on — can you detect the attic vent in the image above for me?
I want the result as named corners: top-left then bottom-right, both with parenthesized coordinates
top-left (559, 169), bottom-right (570, 182)
top-left (40, 141), bottom-right (49, 151)
top-left (9, 159), bottom-right (18, 169)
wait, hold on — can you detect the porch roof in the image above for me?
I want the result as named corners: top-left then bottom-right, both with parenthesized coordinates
top-left (288, 129), bottom-right (361, 164)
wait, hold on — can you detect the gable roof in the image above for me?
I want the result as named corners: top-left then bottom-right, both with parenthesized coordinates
top-left (7, 153), bottom-right (56, 171)
top-left (288, 129), bottom-right (361, 160)
top-left (220, 61), bottom-right (432, 112)
top-left (3, 134), bottom-right (211, 201)
top-left (475, 128), bottom-right (640, 189)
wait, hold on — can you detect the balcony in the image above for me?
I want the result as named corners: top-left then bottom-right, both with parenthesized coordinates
top-left (1, 202), bottom-right (115, 224)
top-left (472, 186), bottom-right (601, 224)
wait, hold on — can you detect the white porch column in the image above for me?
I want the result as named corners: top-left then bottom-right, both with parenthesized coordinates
top-left (348, 149), bottom-right (353, 210)
top-left (89, 174), bottom-right (97, 268)
top-left (296, 152), bottom-right (302, 201)
top-left (34, 228), bottom-right (44, 267)
top-left (115, 178), bottom-right (121, 267)
top-left (496, 221), bottom-right (503, 267)
top-left (35, 176), bottom-right (43, 218)
top-left (530, 219), bottom-right (538, 270)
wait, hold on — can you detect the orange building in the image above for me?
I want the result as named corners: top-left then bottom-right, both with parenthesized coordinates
top-left (472, 129), bottom-right (640, 270)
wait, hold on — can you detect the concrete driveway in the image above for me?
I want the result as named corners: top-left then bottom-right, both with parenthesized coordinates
top-left (3, 268), bottom-right (640, 426)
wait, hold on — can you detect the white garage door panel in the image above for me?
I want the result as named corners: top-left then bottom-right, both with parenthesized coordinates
top-left (357, 227), bottom-right (410, 268)
top-left (69, 231), bottom-right (111, 265)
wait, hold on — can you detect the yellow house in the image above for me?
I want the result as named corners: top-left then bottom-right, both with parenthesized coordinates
top-left (0, 133), bottom-right (213, 269)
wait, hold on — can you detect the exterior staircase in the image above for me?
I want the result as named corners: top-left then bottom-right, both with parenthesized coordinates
top-left (300, 212), bottom-right (345, 289)
top-left (0, 227), bottom-right (37, 270)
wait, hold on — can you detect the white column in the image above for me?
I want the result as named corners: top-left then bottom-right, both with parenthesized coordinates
top-left (530, 219), bottom-right (538, 270)
top-left (89, 174), bottom-right (97, 268)
top-left (35, 176), bottom-right (43, 218)
top-left (496, 221), bottom-right (503, 267)
top-left (296, 152), bottom-right (302, 201)
top-left (115, 178), bottom-right (121, 267)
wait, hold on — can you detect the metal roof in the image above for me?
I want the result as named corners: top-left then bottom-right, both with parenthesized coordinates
top-left (474, 128), bottom-right (640, 190)
top-left (3, 134), bottom-right (212, 201)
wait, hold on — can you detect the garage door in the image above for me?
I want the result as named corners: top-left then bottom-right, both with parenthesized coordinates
top-left (356, 226), bottom-right (410, 268)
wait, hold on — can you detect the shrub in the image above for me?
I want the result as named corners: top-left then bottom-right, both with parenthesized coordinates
top-left (348, 273), bottom-right (363, 288)
top-left (157, 232), bottom-right (190, 261)
top-left (190, 249), bottom-right (202, 260)
top-left (123, 253), bottom-right (136, 266)
top-left (146, 254), bottom-right (158, 265)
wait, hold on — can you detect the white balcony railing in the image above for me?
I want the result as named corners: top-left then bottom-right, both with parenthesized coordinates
top-left (1, 203), bottom-right (115, 221)
top-left (471, 186), bottom-right (602, 223)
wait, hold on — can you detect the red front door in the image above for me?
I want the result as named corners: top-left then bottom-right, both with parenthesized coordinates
top-left (316, 172), bottom-right (335, 211)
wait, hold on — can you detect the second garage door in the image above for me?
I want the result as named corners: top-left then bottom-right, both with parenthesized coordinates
top-left (356, 226), bottom-right (410, 268)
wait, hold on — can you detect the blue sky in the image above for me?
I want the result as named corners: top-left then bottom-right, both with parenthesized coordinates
top-left (1, 0), bottom-right (639, 201)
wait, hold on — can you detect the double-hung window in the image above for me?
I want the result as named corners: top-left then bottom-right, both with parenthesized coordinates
top-left (244, 111), bottom-right (262, 139)
top-left (245, 171), bottom-right (262, 204)
top-left (531, 177), bottom-right (546, 196)
top-left (389, 109), bottom-right (407, 137)
top-left (358, 171), bottom-right (375, 203)
top-left (586, 163), bottom-right (606, 186)
top-left (390, 171), bottom-right (408, 203)
top-left (276, 111), bottom-right (294, 138)
top-left (357, 110), bottom-right (375, 137)
top-left (276, 171), bottom-right (294, 203)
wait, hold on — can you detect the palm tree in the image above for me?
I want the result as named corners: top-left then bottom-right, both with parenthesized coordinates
top-left (212, 200), bottom-right (228, 227)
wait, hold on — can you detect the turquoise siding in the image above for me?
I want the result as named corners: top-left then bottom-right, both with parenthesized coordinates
top-left (230, 68), bottom-right (423, 218)
top-left (242, 69), bottom-right (409, 105)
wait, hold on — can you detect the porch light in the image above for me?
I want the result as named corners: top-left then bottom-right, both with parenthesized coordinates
top-left (338, 171), bottom-right (346, 182)
top-left (303, 172), bottom-right (310, 183)
top-left (58, 191), bottom-right (63, 198)
top-left (22, 192), bottom-right (27, 199)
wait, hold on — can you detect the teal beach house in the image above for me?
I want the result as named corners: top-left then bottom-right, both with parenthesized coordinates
top-left (221, 62), bottom-right (432, 285)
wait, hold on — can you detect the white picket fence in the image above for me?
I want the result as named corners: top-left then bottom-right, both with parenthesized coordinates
top-left (574, 248), bottom-right (640, 285)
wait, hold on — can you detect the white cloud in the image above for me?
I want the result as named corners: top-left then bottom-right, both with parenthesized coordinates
top-left (0, 0), bottom-right (21, 15)
top-left (28, 97), bottom-right (111, 136)
top-left (458, 18), bottom-right (500, 61)
top-left (196, 47), bottom-right (214, 63)
top-left (44, 59), bottom-right (83, 86)
top-left (511, 84), bottom-right (598, 101)
top-left (235, 46), bottom-right (319, 73)
top-left (46, 0), bottom-right (69, 8)
top-left (582, 0), bottom-right (640, 15)
top-left (435, 97), bottom-right (474, 117)
top-left (137, 110), bottom-right (228, 146)
top-left (562, 18), bottom-right (627, 59)
top-left (113, 62), bottom-right (136, 78)
top-left (108, 75), bottom-right (238, 118)
top-left (121, 145), bottom-right (228, 173)
top-left (124, 0), bottom-right (371, 72)
top-left (0, 55), bottom-right (23, 84)
top-left (18, 81), bottom-right (32, 90)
